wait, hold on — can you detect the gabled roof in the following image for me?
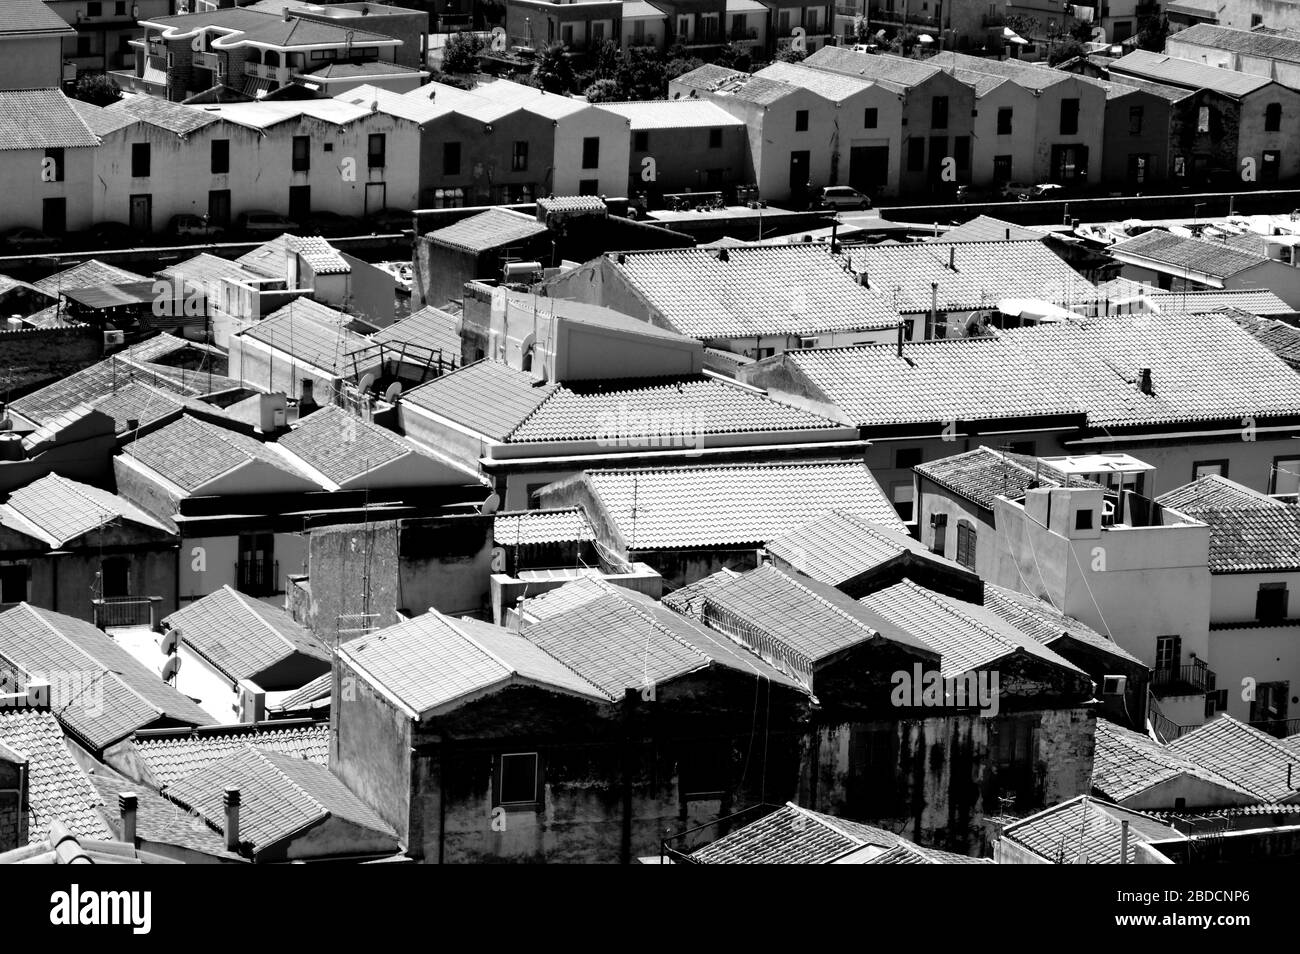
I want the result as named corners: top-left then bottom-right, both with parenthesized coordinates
top-left (0, 0), bottom-right (75, 36)
top-left (1091, 718), bottom-right (1256, 803)
top-left (597, 99), bottom-right (745, 129)
top-left (1000, 795), bottom-right (1183, 863)
top-left (1167, 716), bottom-right (1300, 802)
top-left (848, 238), bottom-right (1096, 313)
top-left (0, 89), bottom-right (99, 151)
top-left (237, 297), bottom-right (367, 371)
top-left (935, 216), bottom-right (1045, 244)
top-left (1109, 49), bottom-right (1275, 96)
top-left (568, 460), bottom-right (905, 549)
top-left (0, 604), bottom-right (214, 751)
top-left (339, 610), bottom-right (609, 719)
top-left (0, 473), bottom-right (172, 548)
top-left (1231, 312), bottom-right (1300, 368)
top-left (980, 584), bottom-right (1143, 664)
top-left (1171, 22), bottom-right (1300, 63)
top-left (427, 208), bottom-right (548, 254)
top-left (1135, 288), bottom-right (1294, 316)
top-left (87, 381), bottom-right (189, 435)
top-left (606, 244), bottom-right (900, 339)
top-left (672, 66), bottom-right (801, 105)
top-left (1175, 505), bottom-right (1300, 572)
top-left (217, 16), bottom-right (396, 49)
top-left (914, 446), bottom-right (1094, 511)
top-left (401, 360), bottom-right (559, 442)
top-left (240, 233), bottom-right (350, 278)
top-left (370, 305), bottom-right (461, 358)
top-left (106, 96), bottom-right (219, 137)
top-left (123, 414), bottom-right (319, 493)
top-left (1109, 230), bottom-right (1271, 281)
top-left (516, 574), bottom-right (613, 623)
top-left (33, 260), bottom-right (147, 296)
top-left (129, 722), bottom-right (330, 790)
top-left (755, 61), bottom-right (886, 100)
top-left (278, 405), bottom-right (430, 486)
top-left (688, 802), bottom-right (905, 863)
top-left (494, 508), bottom-right (595, 546)
top-left (87, 766), bottom-right (241, 861)
top-left (928, 51), bottom-right (1085, 92)
top-left (804, 46), bottom-right (941, 88)
top-left (337, 84), bottom-right (454, 124)
top-left (1155, 473), bottom-right (1283, 511)
top-left (0, 709), bottom-right (111, 843)
top-left (164, 586), bottom-right (330, 685)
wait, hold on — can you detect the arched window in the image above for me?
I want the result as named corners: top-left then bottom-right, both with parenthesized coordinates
top-left (956, 520), bottom-right (977, 571)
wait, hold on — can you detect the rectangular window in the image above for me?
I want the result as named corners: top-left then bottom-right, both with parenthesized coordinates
top-left (579, 178), bottom-right (599, 195)
top-left (211, 138), bottom-right (229, 174)
top-left (368, 133), bottom-right (386, 169)
top-left (907, 138), bottom-right (925, 172)
top-left (1129, 105), bottom-right (1143, 135)
top-left (1060, 98), bottom-right (1079, 135)
top-left (0, 565), bottom-right (28, 604)
top-left (795, 109), bottom-right (809, 132)
top-left (87, 1), bottom-right (102, 15)
top-left (1155, 635), bottom-right (1181, 676)
top-left (864, 107), bottom-right (878, 128)
top-left (895, 447), bottom-right (923, 469)
top-left (633, 130), bottom-right (648, 151)
top-left (1263, 149), bottom-right (1280, 183)
top-left (955, 520), bottom-right (976, 571)
top-left (496, 752), bottom-right (541, 807)
top-left (1257, 582), bottom-right (1289, 621)
top-left (43, 148), bottom-right (64, 182)
top-left (78, 36), bottom-right (92, 57)
top-left (443, 141), bottom-right (461, 176)
top-left (512, 140), bottom-right (528, 170)
top-left (1197, 106), bottom-right (1211, 133)
top-left (891, 481), bottom-right (915, 522)
top-left (708, 127), bottom-right (722, 149)
top-left (930, 513), bottom-right (947, 556)
top-left (1252, 13), bottom-right (1264, 26)
top-left (582, 136), bottom-right (599, 168)
top-left (1272, 455), bottom-right (1300, 495)
top-left (678, 742), bottom-right (728, 800)
top-left (990, 719), bottom-right (1037, 806)
top-left (932, 96), bottom-right (948, 129)
top-left (1193, 459), bottom-right (1228, 480)
top-left (115, 0), bottom-right (125, 13)
top-left (848, 727), bottom-right (900, 816)
top-left (993, 155), bottom-right (1012, 182)
top-left (1074, 508), bottom-right (1094, 531)
top-left (131, 142), bottom-right (150, 178)
top-left (1266, 103), bottom-right (1282, 132)
top-left (1251, 680), bottom-right (1289, 723)
top-left (291, 136), bottom-right (310, 172)
top-left (996, 107), bottom-right (1012, 135)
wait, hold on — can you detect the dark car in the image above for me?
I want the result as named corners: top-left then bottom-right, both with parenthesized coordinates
top-left (83, 221), bottom-right (144, 249)
top-left (0, 227), bottom-right (60, 253)
top-left (304, 211), bottom-right (365, 236)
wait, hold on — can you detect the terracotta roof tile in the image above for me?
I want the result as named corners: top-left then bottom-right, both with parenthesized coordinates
top-left (0, 709), bottom-right (110, 842)
top-left (1167, 716), bottom-right (1300, 802)
top-left (131, 722), bottom-right (330, 790)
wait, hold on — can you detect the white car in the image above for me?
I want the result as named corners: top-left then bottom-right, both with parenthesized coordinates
top-left (817, 186), bottom-right (872, 211)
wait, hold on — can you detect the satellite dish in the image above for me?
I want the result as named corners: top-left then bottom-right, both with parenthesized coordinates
top-left (161, 655), bottom-right (182, 682)
top-left (358, 372), bottom-right (376, 394)
top-left (481, 492), bottom-right (501, 515)
top-left (383, 381), bottom-right (402, 402)
top-left (160, 627), bottom-right (181, 655)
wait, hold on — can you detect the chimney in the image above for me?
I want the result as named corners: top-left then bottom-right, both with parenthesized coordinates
top-left (125, 418), bottom-right (139, 432)
top-left (858, 268), bottom-right (869, 288)
top-left (299, 378), bottom-right (318, 417)
top-left (948, 246), bottom-right (956, 270)
top-left (830, 220), bottom-right (839, 255)
top-left (1120, 819), bottom-right (1130, 864)
top-left (223, 787), bottom-right (241, 852)
top-left (716, 247), bottom-right (729, 262)
top-left (259, 392), bottom-right (288, 433)
top-left (930, 281), bottom-right (939, 339)
top-left (1138, 367), bottom-right (1153, 395)
top-left (896, 321), bottom-right (905, 357)
top-left (282, 5), bottom-right (290, 19)
top-left (118, 793), bottom-right (137, 845)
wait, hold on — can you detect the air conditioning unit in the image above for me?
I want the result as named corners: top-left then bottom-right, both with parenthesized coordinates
top-left (236, 679), bottom-right (266, 723)
top-left (1102, 675), bottom-right (1127, 696)
top-left (103, 330), bottom-right (125, 347)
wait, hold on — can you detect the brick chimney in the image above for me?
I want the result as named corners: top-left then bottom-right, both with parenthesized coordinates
top-left (223, 786), bottom-right (241, 852)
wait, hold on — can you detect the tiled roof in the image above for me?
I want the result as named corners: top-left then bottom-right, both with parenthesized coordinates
top-left (608, 245), bottom-right (900, 339)
top-left (1091, 719), bottom-right (1256, 803)
top-left (935, 216), bottom-right (1046, 244)
top-left (310, 60), bottom-right (425, 78)
top-left (279, 405), bottom-right (422, 485)
top-left (537, 196), bottom-right (609, 215)
top-left (1231, 312), bottom-right (1300, 368)
top-left (339, 610), bottom-right (608, 718)
top-left (980, 584), bottom-right (1143, 664)
top-left (1155, 474), bottom-right (1283, 511)
top-left (87, 382), bottom-right (186, 434)
top-left (1109, 230), bottom-right (1270, 280)
top-left (500, 288), bottom-right (689, 342)
top-left (849, 239), bottom-right (1096, 313)
top-left (370, 305), bottom-right (461, 359)
top-left (755, 60), bottom-right (883, 100)
top-left (671, 63), bottom-right (748, 92)
top-left (765, 509), bottom-right (973, 586)
top-left (166, 746), bottom-right (397, 854)
top-left (516, 574), bottom-right (611, 622)
top-left (1172, 22), bottom-right (1300, 62)
top-left (0, 0), bottom-right (76, 35)
top-left (689, 803), bottom-right (903, 863)
top-left (1167, 716), bottom-right (1300, 802)
top-left (0, 709), bottom-right (110, 843)
top-left (131, 722), bottom-right (330, 790)
top-left (338, 84), bottom-right (454, 124)
top-left (1, 473), bottom-right (172, 547)
top-left (575, 460), bottom-right (905, 549)
top-left (87, 766), bottom-right (240, 860)
top-left (106, 95), bottom-right (219, 137)
top-left (401, 360), bottom-right (558, 442)
top-left (1096, 73), bottom-right (1193, 102)
top-left (125, 414), bottom-right (317, 493)
top-left (0, 89), bottom-right (99, 151)
top-left (597, 99), bottom-right (744, 129)
top-left (508, 376), bottom-right (844, 443)
top-left (1142, 289), bottom-right (1294, 316)
top-left (238, 297), bottom-right (367, 371)
top-left (238, 233), bottom-right (350, 277)
top-left (867, 841), bottom-right (992, 863)
top-left (227, 17), bottom-right (394, 48)
top-left (914, 446), bottom-right (1085, 511)
top-left (1175, 506), bottom-right (1300, 572)
top-left (857, 580), bottom-right (1080, 678)
top-left (1001, 796), bottom-right (1183, 863)
top-left (33, 260), bottom-right (146, 296)
top-left (270, 672), bottom-right (332, 713)
top-left (494, 508), bottom-right (595, 546)
top-left (804, 46), bottom-right (939, 88)
top-left (1109, 50), bottom-right (1274, 96)
top-left (428, 208), bottom-right (548, 254)
top-left (523, 585), bottom-right (803, 697)
top-left (0, 604), bottom-right (214, 751)
top-left (164, 586), bottom-right (330, 685)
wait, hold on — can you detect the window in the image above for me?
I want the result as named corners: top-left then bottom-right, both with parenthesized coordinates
top-left (582, 136), bottom-right (599, 168)
top-left (1074, 508), bottom-right (1093, 531)
top-left (1197, 105), bottom-right (1211, 133)
top-left (1272, 455), bottom-right (1300, 495)
top-left (0, 565), bottom-right (27, 605)
top-left (1263, 149), bottom-right (1280, 183)
top-left (795, 109), bottom-right (809, 132)
top-left (1129, 105), bottom-right (1143, 135)
top-left (496, 752), bottom-right (541, 807)
top-left (990, 719), bottom-right (1037, 806)
top-left (1266, 103), bottom-right (1282, 132)
top-left (579, 178), bottom-right (599, 195)
top-left (848, 727), bottom-right (900, 816)
top-left (953, 135), bottom-right (970, 172)
top-left (996, 107), bottom-right (1012, 135)
top-left (993, 155), bottom-right (1012, 182)
top-left (864, 107), bottom-right (878, 129)
top-left (131, 143), bottom-right (150, 178)
top-left (43, 148), bottom-right (64, 182)
top-left (931, 96), bottom-right (948, 129)
top-left (115, 1), bottom-right (125, 13)
top-left (368, 133), bottom-right (386, 169)
top-left (1155, 635), bottom-right (1181, 676)
top-left (87, 1), bottom-right (102, 15)
top-left (1060, 98), bottom-right (1079, 135)
top-left (1207, 689), bottom-right (1228, 716)
top-left (443, 141), bottom-right (461, 176)
top-left (1250, 681), bottom-right (1289, 723)
top-left (797, 336), bottom-right (820, 349)
top-left (77, 36), bottom-right (92, 56)
top-left (956, 520), bottom-right (976, 570)
top-left (708, 127), bottom-right (722, 149)
top-left (1192, 459), bottom-right (1228, 480)
top-left (907, 138), bottom-right (925, 172)
top-left (895, 447), bottom-right (923, 469)
top-left (210, 138), bottom-right (229, 174)
top-left (633, 130), bottom-right (648, 152)
top-left (890, 481), bottom-right (914, 522)
top-left (1257, 582), bottom-right (1289, 621)
top-left (1252, 13), bottom-right (1264, 26)
top-left (291, 135), bottom-right (309, 172)
top-left (930, 513), bottom-right (947, 556)
top-left (511, 140), bottom-right (528, 171)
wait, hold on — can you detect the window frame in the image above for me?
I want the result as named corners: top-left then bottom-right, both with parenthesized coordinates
top-left (210, 138), bottom-right (229, 175)
top-left (131, 142), bottom-right (150, 178)
top-left (367, 133), bottom-right (386, 169)
top-left (955, 519), bottom-right (977, 571)
top-left (1256, 581), bottom-right (1289, 622)
top-left (996, 107), bottom-right (1012, 136)
top-left (494, 751), bottom-right (543, 810)
top-left (1192, 459), bottom-right (1229, 480)
top-left (291, 135), bottom-right (310, 173)
top-left (794, 109), bottom-right (809, 132)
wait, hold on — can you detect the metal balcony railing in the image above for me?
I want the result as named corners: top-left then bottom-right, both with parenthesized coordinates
top-left (1151, 662), bottom-right (1215, 698)
top-left (193, 51), bottom-right (220, 70)
top-left (92, 596), bottom-right (153, 629)
top-left (1147, 691), bottom-right (1198, 743)
top-left (236, 558), bottom-right (279, 596)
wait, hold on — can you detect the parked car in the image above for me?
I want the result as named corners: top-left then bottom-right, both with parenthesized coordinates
top-left (955, 184), bottom-right (996, 204)
top-left (303, 211), bottom-right (365, 236)
top-left (83, 221), bottom-right (144, 249)
top-left (168, 213), bottom-right (225, 240)
top-left (0, 227), bottom-right (59, 253)
top-left (817, 186), bottom-right (872, 211)
top-left (235, 210), bottom-right (300, 235)
top-left (1010, 183), bottom-right (1065, 202)
top-left (367, 208), bottom-right (414, 233)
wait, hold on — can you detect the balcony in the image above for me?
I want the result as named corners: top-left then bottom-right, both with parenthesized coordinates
top-left (867, 3), bottom-right (938, 26)
top-left (236, 557), bottom-right (279, 596)
top-left (92, 596), bottom-right (158, 630)
top-left (1151, 662), bottom-right (1215, 698)
top-left (193, 50), bottom-right (220, 71)
top-left (245, 61), bottom-right (291, 86)
top-left (1249, 717), bottom-right (1300, 739)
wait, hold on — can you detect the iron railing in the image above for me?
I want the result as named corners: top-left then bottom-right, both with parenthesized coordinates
top-left (92, 596), bottom-right (153, 629)
top-left (236, 558), bottom-right (279, 596)
top-left (1151, 662), bottom-right (1214, 698)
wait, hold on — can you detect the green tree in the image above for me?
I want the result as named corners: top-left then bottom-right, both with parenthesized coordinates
top-left (617, 46), bottom-right (668, 100)
top-left (72, 73), bottom-right (122, 107)
top-left (584, 78), bottom-right (622, 102)
top-left (713, 42), bottom-right (752, 72)
top-left (442, 31), bottom-right (484, 74)
top-left (1069, 18), bottom-right (1095, 43)
top-left (1133, 14), bottom-right (1168, 51)
top-left (592, 38), bottom-right (621, 80)
top-left (1048, 37), bottom-right (1085, 65)
top-left (532, 42), bottom-right (577, 93)
top-left (665, 52), bottom-right (705, 82)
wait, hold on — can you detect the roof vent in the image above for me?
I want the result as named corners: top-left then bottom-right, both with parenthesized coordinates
top-left (282, 6), bottom-right (291, 20)
top-left (1138, 367), bottom-right (1154, 395)
top-left (716, 247), bottom-right (729, 262)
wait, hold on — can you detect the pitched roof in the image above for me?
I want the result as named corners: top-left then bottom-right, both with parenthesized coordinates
top-left (1176, 505), bottom-right (1300, 572)
top-left (87, 766), bottom-right (240, 860)
top-left (573, 460), bottom-right (905, 549)
top-left (804, 46), bottom-right (940, 88)
top-left (1231, 312), bottom-right (1300, 368)
top-left (1140, 288), bottom-right (1294, 316)
top-left (755, 60), bottom-right (885, 100)
top-left (339, 610), bottom-right (608, 718)
top-left (238, 233), bottom-right (350, 277)
top-left (1167, 716), bottom-right (1300, 802)
top-left (224, 16), bottom-right (395, 48)
top-left (0, 0), bottom-right (75, 36)
top-left (1109, 49), bottom-right (1275, 96)
top-left (130, 722), bottom-right (330, 790)
top-left (928, 50), bottom-right (1077, 91)
top-left (515, 574), bottom-right (614, 622)
top-left (0, 89), bottom-right (99, 151)
top-left (607, 245), bottom-right (900, 339)
top-left (163, 586), bottom-right (329, 685)
top-left (1171, 22), bottom-right (1300, 63)
top-left (688, 803), bottom-right (904, 863)
top-left (914, 446), bottom-right (1091, 511)
top-left (87, 381), bottom-right (188, 434)
top-left (0, 709), bottom-right (111, 842)
top-left (33, 260), bottom-right (147, 296)
top-left (165, 746), bottom-right (396, 855)
top-left (1091, 719), bottom-right (1256, 803)
top-left (935, 215), bottom-right (1046, 244)
top-left (1, 473), bottom-right (172, 547)
top-left (370, 305), bottom-right (461, 358)
top-left (124, 415), bottom-right (317, 493)
top-left (0, 604), bottom-right (214, 751)
top-left (675, 68), bottom-right (802, 105)
top-left (238, 297), bottom-right (366, 371)
top-left (106, 95), bottom-right (219, 136)
top-left (848, 239), bottom-right (1096, 313)
top-left (1109, 230), bottom-right (1271, 280)
top-left (1000, 795), bottom-right (1183, 863)
top-left (494, 508), bottom-right (595, 546)
top-left (980, 584), bottom-right (1143, 664)
top-left (402, 360), bottom-right (558, 442)
top-left (1155, 473), bottom-right (1283, 511)
top-left (597, 99), bottom-right (745, 129)
top-left (278, 405), bottom-right (426, 485)
top-left (427, 208), bottom-right (548, 254)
